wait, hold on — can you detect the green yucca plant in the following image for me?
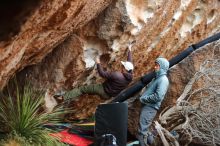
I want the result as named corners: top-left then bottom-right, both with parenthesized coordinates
top-left (0, 84), bottom-right (67, 146)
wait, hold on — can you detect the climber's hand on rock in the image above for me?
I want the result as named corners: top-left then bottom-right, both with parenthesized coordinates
top-left (96, 57), bottom-right (100, 64)
top-left (128, 44), bottom-right (132, 51)
top-left (128, 40), bottom-right (136, 51)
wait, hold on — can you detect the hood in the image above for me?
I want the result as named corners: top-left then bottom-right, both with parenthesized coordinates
top-left (155, 57), bottom-right (169, 77)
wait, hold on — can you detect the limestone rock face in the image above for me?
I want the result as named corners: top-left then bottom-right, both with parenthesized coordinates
top-left (0, 0), bottom-right (112, 90)
top-left (1, 0), bottom-right (220, 90)
top-left (0, 0), bottom-right (220, 133)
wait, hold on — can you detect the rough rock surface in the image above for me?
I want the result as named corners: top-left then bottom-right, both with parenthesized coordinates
top-left (1, 0), bottom-right (220, 90)
top-left (0, 0), bottom-right (220, 136)
top-left (0, 0), bottom-right (112, 89)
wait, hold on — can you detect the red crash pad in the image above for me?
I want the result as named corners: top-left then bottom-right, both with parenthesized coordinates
top-left (51, 129), bottom-right (93, 146)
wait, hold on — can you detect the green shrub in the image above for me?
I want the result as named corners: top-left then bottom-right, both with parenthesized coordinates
top-left (0, 84), bottom-right (67, 146)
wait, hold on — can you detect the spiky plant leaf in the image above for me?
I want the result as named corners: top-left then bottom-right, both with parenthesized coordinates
top-left (0, 84), bottom-right (67, 146)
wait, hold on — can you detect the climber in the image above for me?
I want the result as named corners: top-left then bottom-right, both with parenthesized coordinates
top-left (137, 57), bottom-right (170, 146)
top-left (54, 44), bottom-right (134, 104)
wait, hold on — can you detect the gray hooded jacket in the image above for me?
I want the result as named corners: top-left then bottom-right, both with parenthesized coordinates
top-left (140, 57), bottom-right (169, 110)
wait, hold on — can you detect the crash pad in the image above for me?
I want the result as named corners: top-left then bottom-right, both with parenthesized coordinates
top-left (51, 129), bottom-right (93, 146)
